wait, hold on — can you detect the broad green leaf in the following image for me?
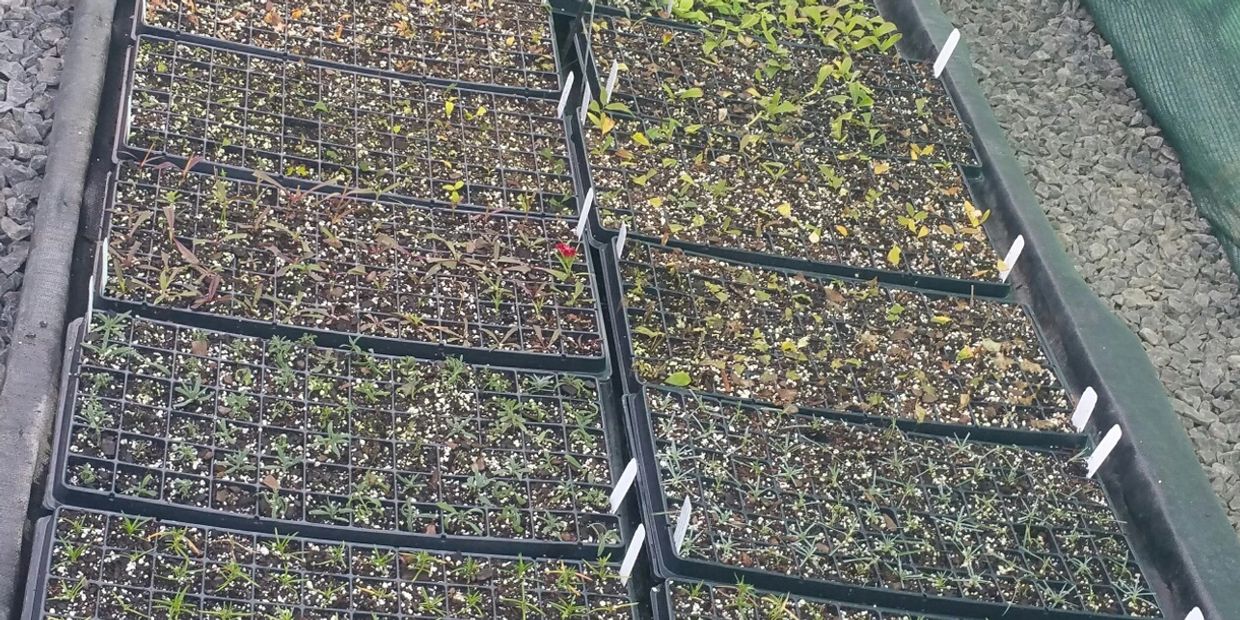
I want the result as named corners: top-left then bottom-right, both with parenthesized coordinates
top-left (666, 371), bottom-right (692, 387)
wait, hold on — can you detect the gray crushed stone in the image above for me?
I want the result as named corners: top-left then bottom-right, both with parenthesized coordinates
top-left (938, 0), bottom-right (1240, 532)
top-left (0, 0), bottom-right (71, 388)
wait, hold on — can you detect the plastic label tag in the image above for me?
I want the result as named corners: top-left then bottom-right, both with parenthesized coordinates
top-left (556, 72), bottom-right (576, 119)
top-left (608, 458), bottom-right (637, 514)
top-left (579, 85), bottom-right (593, 124)
top-left (619, 524), bottom-right (646, 585)
top-left (575, 188), bottom-right (595, 240)
top-left (1186, 607), bottom-right (1204, 620)
top-left (1087, 424), bottom-right (1122, 479)
top-left (673, 497), bottom-right (692, 553)
top-left (605, 60), bottom-right (620, 103)
top-left (999, 234), bottom-right (1025, 283)
top-left (1071, 386), bottom-right (1098, 432)
top-left (934, 28), bottom-right (961, 78)
top-left (85, 275), bottom-right (96, 331)
top-left (616, 223), bottom-right (629, 260)
top-left (100, 245), bottom-right (110, 295)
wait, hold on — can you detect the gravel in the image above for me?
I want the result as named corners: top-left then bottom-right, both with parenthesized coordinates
top-left (0, 0), bottom-right (70, 388)
top-left (938, 0), bottom-right (1240, 532)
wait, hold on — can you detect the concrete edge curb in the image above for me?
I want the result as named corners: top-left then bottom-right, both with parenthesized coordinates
top-left (0, 1), bottom-right (117, 618)
top-left (881, 0), bottom-right (1240, 617)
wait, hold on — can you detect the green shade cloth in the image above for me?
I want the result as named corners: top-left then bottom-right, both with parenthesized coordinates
top-left (1083, 0), bottom-right (1240, 272)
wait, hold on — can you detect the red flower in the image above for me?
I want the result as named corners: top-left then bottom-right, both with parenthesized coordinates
top-left (555, 242), bottom-right (578, 259)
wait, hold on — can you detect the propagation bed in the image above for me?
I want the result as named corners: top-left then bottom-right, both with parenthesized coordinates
top-left (15, 0), bottom-right (1239, 618)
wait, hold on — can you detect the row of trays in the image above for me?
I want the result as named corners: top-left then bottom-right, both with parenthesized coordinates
top-left (24, 0), bottom-right (1171, 619)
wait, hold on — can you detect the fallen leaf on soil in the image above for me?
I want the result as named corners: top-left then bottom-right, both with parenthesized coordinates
top-left (882, 514), bottom-right (898, 531)
top-left (887, 245), bottom-right (901, 266)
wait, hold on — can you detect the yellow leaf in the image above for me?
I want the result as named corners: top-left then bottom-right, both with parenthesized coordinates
top-left (938, 224), bottom-right (955, 235)
top-left (776, 202), bottom-right (793, 218)
top-left (632, 132), bottom-right (651, 147)
top-left (600, 114), bottom-right (617, 136)
top-left (872, 161), bottom-right (890, 175)
top-left (444, 98), bottom-right (455, 117)
top-left (931, 315), bottom-right (951, 325)
top-left (648, 196), bottom-right (664, 207)
top-left (910, 143), bottom-right (935, 160)
top-left (835, 224), bottom-right (849, 237)
top-left (963, 200), bottom-right (981, 227)
top-left (886, 245), bottom-right (901, 266)
top-left (917, 226), bottom-right (929, 238)
top-left (808, 230), bottom-right (821, 244)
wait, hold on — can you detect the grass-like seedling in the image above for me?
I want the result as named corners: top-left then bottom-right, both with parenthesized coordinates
top-left (66, 313), bottom-right (620, 547)
top-left (645, 388), bottom-right (1159, 616)
top-left (39, 507), bottom-right (635, 618)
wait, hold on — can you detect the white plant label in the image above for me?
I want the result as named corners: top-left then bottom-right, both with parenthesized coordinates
top-left (1185, 607), bottom-right (1204, 620)
top-left (673, 497), bottom-right (692, 553)
top-left (1071, 386), bottom-right (1098, 432)
top-left (574, 188), bottom-right (595, 240)
top-left (605, 60), bottom-right (620, 103)
top-left (666, 0), bottom-right (674, 14)
top-left (619, 524), bottom-right (646, 585)
top-left (579, 85), bottom-right (593, 124)
top-left (556, 72), bottom-right (576, 118)
top-left (85, 275), bottom-right (96, 330)
top-left (999, 234), bottom-right (1025, 283)
top-left (608, 458), bottom-right (638, 514)
top-left (616, 223), bottom-right (629, 260)
top-left (934, 28), bottom-right (961, 78)
top-left (100, 244), bottom-right (110, 296)
top-left (1087, 424), bottom-right (1123, 479)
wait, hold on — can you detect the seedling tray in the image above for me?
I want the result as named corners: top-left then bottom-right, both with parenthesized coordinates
top-left (135, 0), bottom-right (565, 96)
top-left (652, 579), bottom-right (961, 619)
top-left (119, 36), bottom-right (583, 218)
top-left (625, 386), bottom-right (1164, 619)
top-left (94, 159), bottom-right (609, 371)
top-left (21, 506), bottom-right (646, 619)
top-left (573, 13), bottom-right (978, 166)
top-left (50, 312), bottom-right (634, 559)
top-left (598, 237), bottom-right (1077, 437)
top-left (571, 113), bottom-right (1006, 297)
top-left (559, 13), bottom-right (1002, 296)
